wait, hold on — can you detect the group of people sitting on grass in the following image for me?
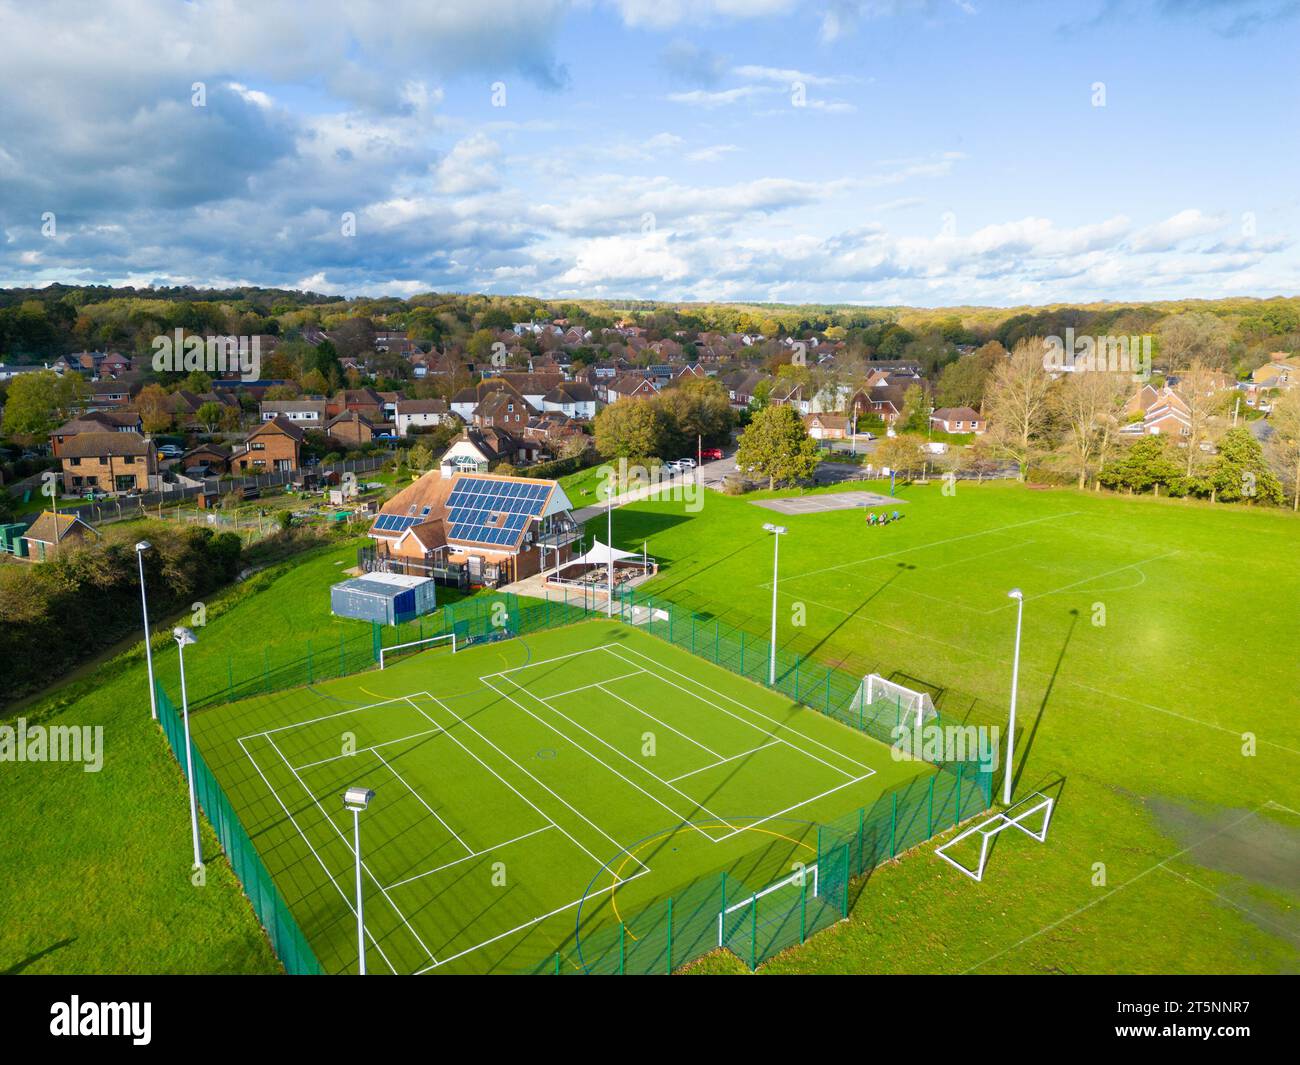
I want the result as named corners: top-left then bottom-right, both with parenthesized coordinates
top-left (865, 510), bottom-right (902, 526)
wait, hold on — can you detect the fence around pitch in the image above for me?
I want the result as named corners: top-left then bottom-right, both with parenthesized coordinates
top-left (154, 680), bottom-right (323, 975)
top-left (167, 579), bottom-right (991, 975)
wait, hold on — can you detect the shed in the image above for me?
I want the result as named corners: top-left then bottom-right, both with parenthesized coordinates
top-left (330, 571), bottom-right (438, 626)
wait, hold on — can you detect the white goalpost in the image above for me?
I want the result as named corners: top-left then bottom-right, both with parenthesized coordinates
top-left (379, 631), bottom-right (456, 670)
top-left (933, 791), bottom-right (1055, 882)
top-left (852, 674), bottom-right (938, 729)
top-left (717, 863), bottom-right (818, 947)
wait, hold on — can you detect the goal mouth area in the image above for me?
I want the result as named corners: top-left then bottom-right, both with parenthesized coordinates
top-left (378, 631), bottom-right (457, 670)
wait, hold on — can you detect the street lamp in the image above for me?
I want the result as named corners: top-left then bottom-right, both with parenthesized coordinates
top-left (344, 785), bottom-right (376, 975)
top-left (1004, 589), bottom-right (1024, 805)
top-left (762, 523), bottom-right (787, 686)
top-left (172, 626), bottom-right (202, 871)
top-left (136, 541), bottom-right (157, 721)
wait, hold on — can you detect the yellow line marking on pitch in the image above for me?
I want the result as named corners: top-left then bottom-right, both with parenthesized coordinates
top-left (608, 821), bottom-right (816, 936)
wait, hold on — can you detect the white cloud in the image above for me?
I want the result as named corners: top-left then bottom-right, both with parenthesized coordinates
top-left (1130, 208), bottom-right (1229, 252)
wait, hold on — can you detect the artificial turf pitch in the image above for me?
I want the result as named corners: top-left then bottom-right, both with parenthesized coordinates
top-left (191, 620), bottom-right (927, 974)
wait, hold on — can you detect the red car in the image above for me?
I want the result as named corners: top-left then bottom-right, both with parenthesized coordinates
top-left (700, 447), bottom-right (724, 461)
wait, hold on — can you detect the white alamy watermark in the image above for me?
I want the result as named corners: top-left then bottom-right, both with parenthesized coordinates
top-left (151, 330), bottom-right (261, 381)
top-left (597, 458), bottom-right (705, 513)
top-left (0, 718), bottom-right (103, 772)
top-left (890, 723), bottom-right (999, 772)
top-left (50, 997), bottom-right (151, 1045)
top-left (1042, 329), bottom-right (1152, 380)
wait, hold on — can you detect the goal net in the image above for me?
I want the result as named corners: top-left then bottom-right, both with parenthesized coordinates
top-left (379, 632), bottom-right (456, 670)
top-left (849, 674), bottom-right (937, 729)
top-left (717, 863), bottom-right (818, 949)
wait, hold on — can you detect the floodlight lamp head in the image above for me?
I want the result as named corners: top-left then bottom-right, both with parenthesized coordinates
top-left (1008, 588), bottom-right (1023, 600)
top-left (135, 540), bottom-right (152, 553)
top-left (172, 626), bottom-right (197, 646)
top-left (344, 786), bottom-right (375, 811)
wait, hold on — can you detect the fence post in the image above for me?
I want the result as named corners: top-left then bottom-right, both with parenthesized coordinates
top-left (927, 775), bottom-right (935, 837)
top-left (800, 873), bottom-right (807, 942)
top-left (841, 844), bottom-right (850, 918)
top-left (666, 897), bottom-right (674, 974)
top-left (750, 893), bottom-right (758, 970)
top-left (889, 792), bottom-right (898, 858)
top-left (553, 951), bottom-right (561, 975)
top-left (857, 807), bottom-right (865, 873)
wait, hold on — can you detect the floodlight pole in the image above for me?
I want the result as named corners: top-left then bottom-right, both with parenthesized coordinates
top-left (763, 524), bottom-right (787, 686)
top-left (1004, 589), bottom-right (1024, 805)
top-left (136, 541), bottom-right (157, 721)
top-left (344, 785), bottom-right (375, 975)
top-left (174, 628), bottom-right (202, 871)
top-left (353, 806), bottom-right (366, 974)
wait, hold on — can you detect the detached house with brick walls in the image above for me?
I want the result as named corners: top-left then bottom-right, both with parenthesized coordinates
top-left (233, 415), bottom-right (303, 472)
top-left (59, 432), bottom-right (157, 494)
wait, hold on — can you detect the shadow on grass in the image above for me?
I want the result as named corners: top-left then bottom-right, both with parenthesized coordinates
top-left (3, 936), bottom-right (77, 974)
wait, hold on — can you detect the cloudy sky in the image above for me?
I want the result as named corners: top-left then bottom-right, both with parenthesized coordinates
top-left (1, 0), bottom-right (1297, 306)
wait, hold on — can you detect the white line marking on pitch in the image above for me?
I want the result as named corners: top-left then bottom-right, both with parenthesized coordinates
top-left (265, 733), bottom-right (439, 967)
top-left (768, 511), bottom-right (1081, 586)
top-left (372, 747), bottom-right (473, 856)
top-left (605, 643), bottom-right (875, 778)
top-left (668, 740), bottom-right (781, 783)
top-left (383, 825), bottom-right (556, 891)
top-left (238, 736), bottom-right (399, 975)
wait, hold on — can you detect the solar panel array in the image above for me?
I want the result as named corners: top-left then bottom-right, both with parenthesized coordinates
top-left (445, 476), bottom-right (551, 547)
top-left (372, 514), bottom-right (422, 533)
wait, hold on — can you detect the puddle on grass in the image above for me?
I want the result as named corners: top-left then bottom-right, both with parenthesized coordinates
top-left (1147, 797), bottom-right (1300, 961)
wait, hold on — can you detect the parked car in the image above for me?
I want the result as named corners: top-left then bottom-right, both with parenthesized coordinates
top-left (157, 444), bottom-right (183, 458)
top-left (678, 457), bottom-right (697, 468)
top-left (701, 447), bottom-right (723, 461)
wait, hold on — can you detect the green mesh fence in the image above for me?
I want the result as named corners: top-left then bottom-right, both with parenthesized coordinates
top-left (163, 579), bottom-right (993, 975)
top-left (154, 680), bottom-right (323, 975)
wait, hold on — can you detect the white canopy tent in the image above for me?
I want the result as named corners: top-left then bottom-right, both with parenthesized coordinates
top-left (571, 539), bottom-right (639, 566)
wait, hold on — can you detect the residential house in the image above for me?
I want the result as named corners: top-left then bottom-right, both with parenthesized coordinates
top-left (49, 411), bottom-right (143, 456)
top-left (60, 432), bottom-right (157, 494)
top-left (929, 407), bottom-right (986, 434)
top-left (438, 427), bottom-right (542, 476)
top-left (327, 410), bottom-right (376, 446)
top-left (395, 398), bottom-right (452, 436)
top-left (233, 415), bottom-right (304, 473)
top-left (540, 381), bottom-right (597, 419)
top-left (803, 412), bottom-right (849, 440)
top-left (474, 391), bottom-right (534, 432)
top-left (261, 398), bottom-right (328, 424)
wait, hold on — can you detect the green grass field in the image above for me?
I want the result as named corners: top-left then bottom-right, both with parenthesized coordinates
top-left (603, 478), bottom-right (1300, 973)
top-left (189, 620), bottom-right (928, 974)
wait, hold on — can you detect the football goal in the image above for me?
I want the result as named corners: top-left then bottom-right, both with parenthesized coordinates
top-left (934, 791), bottom-right (1055, 882)
top-left (849, 674), bottom-right (938, 729)
top-left (717, 862), bottom-right (819, 948)
top-left (379, 631), bottom-right (456, 670)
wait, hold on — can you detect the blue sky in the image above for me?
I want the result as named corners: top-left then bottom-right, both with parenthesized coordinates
top-left (1, 0), bottom-right (1297, 306)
